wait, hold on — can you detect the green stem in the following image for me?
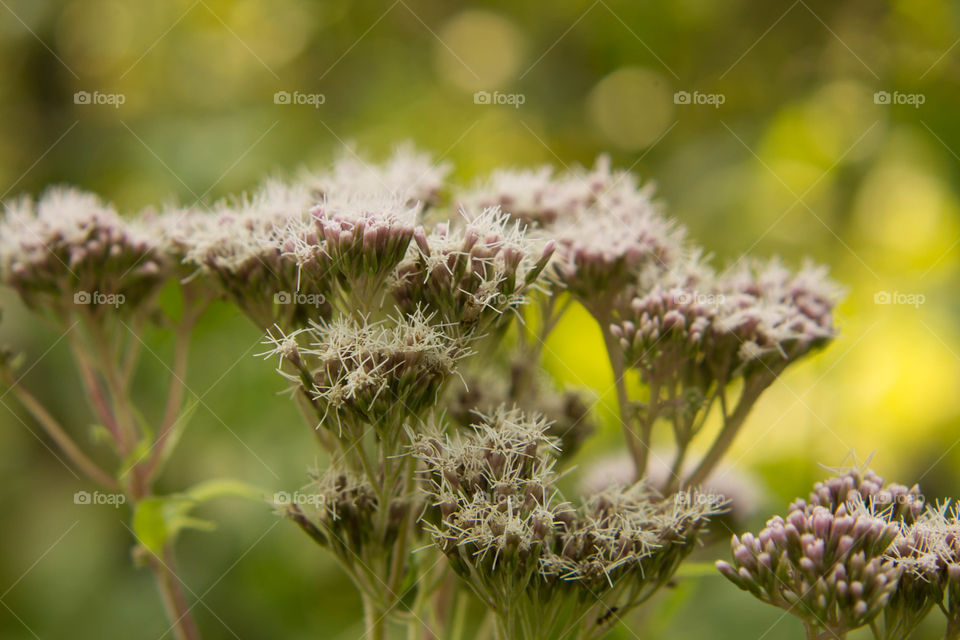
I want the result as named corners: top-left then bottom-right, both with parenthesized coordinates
top-left (149, 544), bottom-right (200, 640)
top-left (363, 593), bottom-right (386, 640)
top-left (684, 374), bottom-right (772, 488)
top-left (598, 315), bottom-right (646, 478)
top-left (1, 374), bottom-right (117, 488)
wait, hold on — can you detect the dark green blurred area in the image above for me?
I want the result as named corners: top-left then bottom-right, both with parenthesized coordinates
top-left (2, 0), bottom-right (960, 637)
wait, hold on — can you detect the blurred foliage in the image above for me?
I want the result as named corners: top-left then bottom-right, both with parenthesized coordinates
top-left (2, 0), bottom-right (960, 637)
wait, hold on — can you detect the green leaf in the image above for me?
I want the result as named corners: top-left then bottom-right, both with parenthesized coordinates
top-left (89, 424), bottom-right (118, 451)
top-left (118, 437), bottom-right (153, 478)
top-left (183, 478), bottom-right (264, 502)
top-left (132, 479), bottom-right (265, 554)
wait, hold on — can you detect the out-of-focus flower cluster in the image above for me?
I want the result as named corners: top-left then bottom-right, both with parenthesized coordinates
top-left (414, 407), bottom-right (722, 640)
top-left (613, 258), bottom-right (838, 381)
top-left (0, 188), bottom-right (169, 316)
top-left (445, 358), bottom-right (596, 459)
top-left (303, 144), bottom-right (449, 209)
top-left (463, 155), bottom-right (841, 491)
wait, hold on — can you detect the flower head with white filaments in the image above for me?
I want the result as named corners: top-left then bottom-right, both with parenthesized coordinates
top-left (307, 190), bottom-right (420, 286)
top-left (0, 187), bottom-right (170, 316)
top-left (262, 308), bottom-right (470, 434)
top-left (413, 406), bottom-right (722, 640)
top-left (391, 206), bottom-right (554, 334)
top-left (549, 192), bottom-right (686, 311)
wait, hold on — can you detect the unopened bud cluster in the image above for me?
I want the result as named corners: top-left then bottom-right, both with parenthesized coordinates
top-left (717, 467), bottom-right (960, 640)
top-left (461, 156), bottom-right (645, 228)
top-left (285, 469), bottom-right (413, 563)
top-left (718, 504), bottom-right (900, 637)
top-left (446, 359), bottom-right (595, 459)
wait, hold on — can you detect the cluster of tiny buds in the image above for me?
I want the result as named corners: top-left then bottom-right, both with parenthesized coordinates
top-left (611, 283), bottom-right (717, 356)
top-left (263, 309), bottom-right (468, 431)
top-left (178, 181), bottom-right (327, 328)
top-left (717, 467), bottom-right (943, 638)
top-left (0, 188), bottom-right (169, 315)
top-left (611, 258), bottom-right (839, 380)
top-left (719, 259), bottom-right (839, 363)
top-left (792, 466), bottom-right (925, 524)
top-left (308, 192), bottom-right (420, 282)
top-left (391, 207), bottom-right (554, 332)
top-left (550, 205), bottom-right (683, 307)
top-left (284, 469), bottom-right (412, 557)
top-left (717, 504), bottom-right (901, 636)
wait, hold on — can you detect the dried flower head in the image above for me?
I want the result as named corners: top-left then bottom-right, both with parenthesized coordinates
top-left (391, 207), bottom-right (554, 333)
top-left (415, 406), bottom-right (720, 640)
top-left (264, 309), bottom-right (468, 432)
top-left (0, 187), bottom-right (170, 316)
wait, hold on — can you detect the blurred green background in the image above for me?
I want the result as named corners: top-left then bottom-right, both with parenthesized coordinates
top-left (1, 0), bottom-right (960, 637)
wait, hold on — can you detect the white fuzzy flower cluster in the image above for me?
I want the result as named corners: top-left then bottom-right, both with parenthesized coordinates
top-left (306, 191), bottom-right (420, 283)
top-left (176, 180), bottom-right (323, 327)
top-left (302, 144), bottom-right (450, 207)
top-left (461, 156), bottom-right (653, 228)
top-left (0, 187), bottom-right (169, 315)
